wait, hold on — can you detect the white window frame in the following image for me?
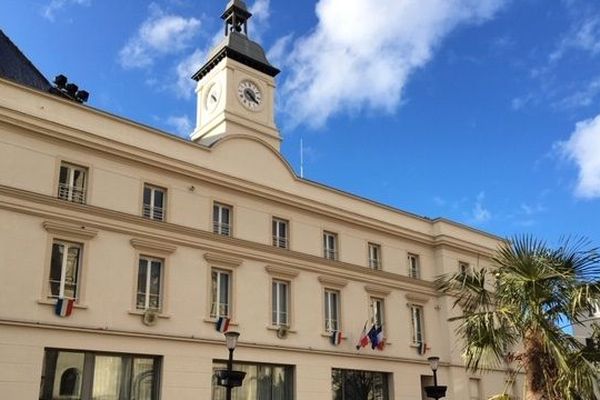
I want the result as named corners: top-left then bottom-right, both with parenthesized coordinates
top-left (213, 203), bottom-right (232, 236)
top-left (136, 256), bottom-right (163, 311)
top-left (408, 253), bottom-right (420, 279)
top-left (49, 240), bottom-right (82, 300)
top-left (272, 218), bottom-right (289, 249)
top-left (368, 243), bottom-right (382, 269)
top-left (58, 162), bottom-right (87, 204)
top-left (323, 231), bottom-right (338, 261)
top-left (272, 280), bottom-right (289, 327)
top-left (370, 297), bottom-right (385, 327)
top-left (324, 289), bottom-right (340, 332)
top-left (143, 184), bottom-right (166, 221)
top-left (211, 268), bottom-right (231, 318)
top-left (410, 304), bottom-right (425, 345)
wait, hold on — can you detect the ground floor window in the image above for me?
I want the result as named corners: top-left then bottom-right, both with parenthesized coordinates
top-left (332, 368), bottom-right (389, 400)
top-left (212, 361), bottom-right (293, 400)
top-left (39, 349), bottom-right (161, 400)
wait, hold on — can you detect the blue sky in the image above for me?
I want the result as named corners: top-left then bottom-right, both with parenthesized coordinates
top-left (2, 0), bottom-right (600, 244)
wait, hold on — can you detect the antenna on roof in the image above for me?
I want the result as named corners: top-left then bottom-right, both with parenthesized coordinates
top-left (300, 137), bottom-right (304, 178)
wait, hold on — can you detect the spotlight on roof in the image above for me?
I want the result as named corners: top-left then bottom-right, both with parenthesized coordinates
top-left (76, 90), bottom-right (89, 103)
top-left (51, 74), bottom-right (90, 104)
top-left (53, 74), bottom-right (67, 88)
top-left (65, 83), bottom-right (78, 97)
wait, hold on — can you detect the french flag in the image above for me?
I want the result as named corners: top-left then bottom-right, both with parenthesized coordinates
top-left (355, 322), bottom-right (370, 350)
top-left (368, 325), bottom-right (385, 350)
top-left (215, 316), bottom-right (230, 333)
top-left (330, 330), bottom-right (343, 345)
top-left (55, 298), bottom-right (74, 317)
top-left (418, 341), bottom-right (429, 355)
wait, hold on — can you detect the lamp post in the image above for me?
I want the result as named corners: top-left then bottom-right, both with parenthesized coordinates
top-left (424, 356), bottom-right (447, 400)
top-left (214, 331), bottom-right (246, 400)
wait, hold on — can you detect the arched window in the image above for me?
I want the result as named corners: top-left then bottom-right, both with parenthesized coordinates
top-left (59, 367), bottom-right (80, 396)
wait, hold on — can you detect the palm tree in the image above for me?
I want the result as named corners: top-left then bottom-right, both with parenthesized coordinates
top-left (436, 236), bottom-right (600, 400)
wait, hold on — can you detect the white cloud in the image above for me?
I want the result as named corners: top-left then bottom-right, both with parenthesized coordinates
top-left (551, 15), bottom-right (600, 62)
top-left (166, 115), bottom-right (192, 137)
top-left (174, 49), bottom-right (206, 99)
top-left (556, 76), bottom-right (600, 109)
top-left (277, 0), bottom-right (506, 128)
top-left (43, 0), bottom-right (90, 21)
top-left (471, 192), bottom-right (491, 223)
top-left (119, 4), bottom-right (201, 69)
top-left (559, 114), bottom-right (600, 199)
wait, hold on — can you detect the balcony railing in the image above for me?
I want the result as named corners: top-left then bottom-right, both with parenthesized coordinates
top-left (369, 258), bottom-right (381, 270)
top-left (213, 222), bottom-right (231, 236)
top-left (272, 236), bottom-right (288, 249)
top-left (143, 204), bottom-right (165, 221)
top-left (58, 184), bottom-right (86, 204)
top-left (324, 249), bottom-right (337, 260)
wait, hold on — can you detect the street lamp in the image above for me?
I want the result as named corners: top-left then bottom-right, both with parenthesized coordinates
top-left (215, 331), bottom-right (246, 400)
top-left (424, 356), bottom-right (447, 400)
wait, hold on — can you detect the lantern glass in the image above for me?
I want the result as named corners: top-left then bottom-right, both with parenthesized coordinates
top-left (225, 331), bottom-right (240, 350)
top-left (428, 356), bottom-right (440, 372)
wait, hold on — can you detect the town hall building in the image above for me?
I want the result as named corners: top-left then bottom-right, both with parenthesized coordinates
top-left (0, 1), bottom-right (521, 399)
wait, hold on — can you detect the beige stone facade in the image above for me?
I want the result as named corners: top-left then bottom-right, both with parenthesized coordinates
top-left (0, 6), bottom-right (521, 399)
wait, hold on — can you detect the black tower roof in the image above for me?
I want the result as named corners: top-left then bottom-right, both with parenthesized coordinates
top-left (192, 0), bottom-right (279, 81)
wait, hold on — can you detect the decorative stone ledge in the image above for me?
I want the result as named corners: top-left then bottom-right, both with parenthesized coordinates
top-left (43, 221), bottom-right (98, 240)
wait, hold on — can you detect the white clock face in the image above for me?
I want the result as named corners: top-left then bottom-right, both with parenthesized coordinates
top-left (237, 80), bottom-right (262, 110)
top-left (205, 83), bottom-right (221, 113)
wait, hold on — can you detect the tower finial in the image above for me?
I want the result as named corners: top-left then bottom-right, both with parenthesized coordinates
top-left (222, 0), bottom-right (252, 37)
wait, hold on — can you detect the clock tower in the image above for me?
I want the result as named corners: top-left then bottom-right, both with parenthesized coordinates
top-left (190, 0), bottom-right (281, 150)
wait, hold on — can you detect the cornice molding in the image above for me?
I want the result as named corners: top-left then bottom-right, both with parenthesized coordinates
top-left (204, 252), bottom-right (243, 268)
top-left (265, 265), bottom-right (299, 279)
top-left (43, 220), bottom-right (98, 240)
top-left (364, 284), bottom-right (393, 297)
top-left (405, 293), bottom-right (431, 304)
top-left (130, 238), bottom-right (177, 255)
top-left (318, 275), bottom-right (349, 288)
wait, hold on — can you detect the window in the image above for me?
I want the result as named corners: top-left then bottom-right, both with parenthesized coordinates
top-left (324, 289), bottom-right (340, 332)
top-left (459, 261), bottom-right (471, 274)
top-left (332, 368), bottom-right (389, 400)
top-left (323, 231), bottom-right (338, 260)
top-left (39, 349), bottom-right (161, 400)
top-left (410, 304), bottom-right (424, 345)
top-left (49, 240), bottom-right (82, 300)
top-left (371, 297), bottom-right (385, 327)
top-left (211, 269), bottom-right (231, 318)
top-left (272, 280), bottom-right (289, 327)
top-left (213, 203), bottom-right (232, 236)
top-left (136, 257), bottom-right (163, 311)
top-left (143, 185), bottom-right (166, 221)
top-left (408, 253), bottom-right (420, 278)
top-left (272, 218), bottom-right (289, 249)
top-left (368, 243), bottom-right (382, 269)
top-left (212, 361), bottom-right (293, 400)
top-left (469, 378), bottom-right (482, 400)
top-left (58, 162), bottom-right (87, 204)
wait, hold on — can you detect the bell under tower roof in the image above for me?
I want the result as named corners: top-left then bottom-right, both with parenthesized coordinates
top-left (191, 0), bottom-right (280, 81)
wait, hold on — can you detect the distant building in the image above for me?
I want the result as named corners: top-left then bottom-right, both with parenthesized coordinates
top-left (0, 1), bottom-right (520, 399)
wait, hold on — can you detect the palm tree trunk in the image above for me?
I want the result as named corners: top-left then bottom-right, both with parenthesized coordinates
top-left (523, 332), bottom-right (547, 400)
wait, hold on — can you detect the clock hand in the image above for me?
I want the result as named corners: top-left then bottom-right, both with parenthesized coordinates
top-left (244, 89), bottom-right (259, 104)
top-left (210, 94), bottom-right (217, 102)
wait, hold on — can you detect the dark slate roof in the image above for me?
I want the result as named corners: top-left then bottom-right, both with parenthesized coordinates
top-left (0, 29), bottom-right (52, 92)
top-left (192, 31), bottom-right (280, 81)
